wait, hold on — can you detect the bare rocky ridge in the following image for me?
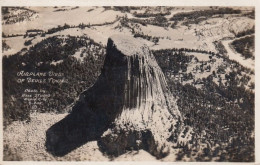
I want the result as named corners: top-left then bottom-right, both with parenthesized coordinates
top-left (46, 34), bottom-right (184, 159)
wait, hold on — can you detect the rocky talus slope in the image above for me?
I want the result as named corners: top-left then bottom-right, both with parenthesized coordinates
top-left (46, 35), bottom-right (184, 159)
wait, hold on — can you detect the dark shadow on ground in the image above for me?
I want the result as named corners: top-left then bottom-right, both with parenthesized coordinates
top-left (45, 76), bottom-right (108, 156)
top-left (45, 73), bottom-right (125, 156)
top-left (45, 103), bottom-right (109, 156)
top-left (45, 45), bottom-right (134, 156)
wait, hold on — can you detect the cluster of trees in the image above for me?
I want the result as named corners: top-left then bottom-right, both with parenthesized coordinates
top-left (110, 6), bottom-right (142, 13)
top-left (114, 16), bottom-right (132, 30)
top-left (71, 6), bottom-right (79, 10)
top-left (213, 41), bottom-right (227, 55)
top-left (53, 8), bottom-right (68, 12)
top-left (2, 7), bottom-right (38, 25)
top-left (2, 40), bottom-right (10, 52)
top-left (133, 32), bottom-right (159, 44)
top-left (87, 8), bottom-right (94, 12)
top-left (154, 48), bottom-right (254, 161)
top-left (150, 15), bottom-right (169, 27)
top-left (111, 6), bottom-right (131, 13)
top-left (46, 23), bottom-right (71, 34)
top-left (154, 48), bottom-right (253, 88)
top-left (78, 23), bottom-right (91, 29)
top-left (3, 35), bottom-right (105, 127)
top-left (24, 29), bottom-right (44, 38)
top-left (170, 21), bottom-right (178, 29)
top-left (231, 35), bottom-right (254, 60)
top-left (110, 6), bottom-right (174, 18)
top-left (153, 50), bottom-right (192, 74)
top-left (235, 26), bottom-right (255, 38)
top-left (52, 6), bottom-right (79, 12)
top-left (130, 15), bottom-right (169, 27)
top-left (117, 14), bottom-right (169, 29)
top-left (243, 10), bottom-right (255, 19)
top-left (115, 16), bottom-right (161, 44)
top-left (4, 24), bottom-right (75, 39)
top-left (171, 78), bottom-right (254, 161)
top-left (170, 7), bottom-right (241, 25)
top-left (132, 11), bottom-right (170, 18)
top-left (31, 21), bottom-right (117, 37)
top-left (24, 39), bottom-right (32, 46)
top-left (78, 19), bottom-right (117, 28)
top-left (154, 48), bottom-right (217, 57)
top-left (2, 33), bottom-right (23, 38)
top-left (128, 18), bottom-right (148, 26)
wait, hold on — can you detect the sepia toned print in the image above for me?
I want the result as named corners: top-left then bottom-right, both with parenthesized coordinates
top-left (2, 6), bottom-right (255, 161)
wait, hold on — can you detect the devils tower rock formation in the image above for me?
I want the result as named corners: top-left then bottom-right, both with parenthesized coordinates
top-left (98, 35), bottom-right (183, 158)
top-left (46, 35), bottom-right (183, 159)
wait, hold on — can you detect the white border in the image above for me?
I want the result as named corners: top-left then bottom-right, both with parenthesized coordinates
top-left (0, 0), bottom-right (256, 6)
top-left (0, 0), bottom-right (258, 165)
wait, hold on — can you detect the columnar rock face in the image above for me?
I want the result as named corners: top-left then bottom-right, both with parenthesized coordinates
top-left (46, 35), bottom-right (184, 158)
top-left (96, 35), bottom-right (183, 158)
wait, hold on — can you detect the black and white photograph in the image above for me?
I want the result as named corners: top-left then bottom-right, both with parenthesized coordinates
top-left (1, 3), bottom-right (257, 163)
